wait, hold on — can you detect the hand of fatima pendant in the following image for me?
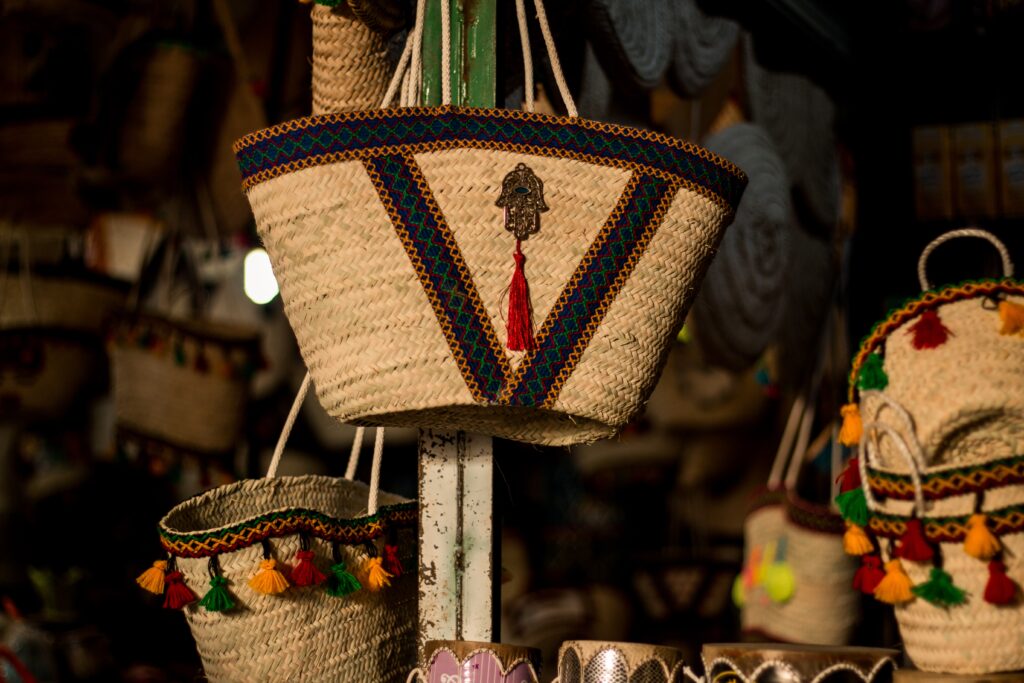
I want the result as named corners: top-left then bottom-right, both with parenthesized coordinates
top-left (496, 163), bottom-right (548, 351)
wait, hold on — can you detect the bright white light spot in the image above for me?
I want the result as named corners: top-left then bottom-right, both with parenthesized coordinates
top-left (244, 249), bottom-right (279, 304)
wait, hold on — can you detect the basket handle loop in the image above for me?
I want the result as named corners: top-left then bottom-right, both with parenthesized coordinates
top-left (406, 667), bottom-right (425, 683)
top-left (380, 0), bottom-right (577, 116)
top-left (859, 420), bottom-right (926, 516)
top-left (917, 227), bottom-right (1014, 291)
top-left (266, 372), bottom-right (385, 514)
top-left (858, 390), bottom-right (927, 469)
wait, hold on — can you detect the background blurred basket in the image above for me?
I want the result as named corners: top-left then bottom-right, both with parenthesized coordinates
top-left (311, 2), bottom-right (392, 115)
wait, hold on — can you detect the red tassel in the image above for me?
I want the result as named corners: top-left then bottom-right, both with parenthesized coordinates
top-left (852, 555), bottom-right (885, 595)
top-left (163, 571), bottom-right (198, 609)
top-left (910, 310), bottom-right (952, 349)
top-left (835, 456), bottom-right (862, 493)
top-left (383, 544), bottom-right (403, 578)
top-left (290, 550), bottom-right (328, 587)
top-left (897, 518), bottom-right (934, 562)
top-left (984, 560), bottom-right (1019, 605)
top-left (506, 241), bottom-right (535, 351)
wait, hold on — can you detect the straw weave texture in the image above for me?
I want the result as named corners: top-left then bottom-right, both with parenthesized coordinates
top-left (862, 295), bottom-right (1024, 469)
top-left (311, 4), bottom-right (390, 115)
top-left (163, 475), bottom-right (417, 682)
top-left (248, 148), bottom-right (729, 445)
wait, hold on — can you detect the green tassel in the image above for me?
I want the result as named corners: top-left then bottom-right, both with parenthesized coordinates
top-left (857, 352), bottom-right (889, 391)
top-left (198, 576), bottom-right (235, 612)
top-left (173, 341), bottom-right (187, 367)
top-left (325, 562), bottom-right (362, 597)
top-left (912, 567), bottom-right (967, 608)
top-left (835, 488), bottom-right (869, 527)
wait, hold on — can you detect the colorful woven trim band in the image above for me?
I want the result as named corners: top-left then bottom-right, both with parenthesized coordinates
top-left (160, 502), bottom-right (417, 558)
top-left (233, 106), bottom-right (747, 210)
top-left (364, 152), bottom-right (677, 407)
top-left (847, 278), bottom-right (1024, 401)
top-left (867, 502), bottom-right (1024, 543)
top-left (867, 455), bottom-right (1024, 501)
top-left (786, 495), bottom-right (845, 535)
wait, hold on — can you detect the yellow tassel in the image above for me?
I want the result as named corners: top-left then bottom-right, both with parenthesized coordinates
top-left (248, 559), bottom-right (290, 595)
top-left (874, 559), bottom-right (914, 605)
top-left (999, 300), bottom-right (1024, 335)
top-left (360, 557), bottom-right (393, 592)
top-left (839, 403), bottom-right (863, 446)
top-left (964, 513), bottom-right (1001, 560)
top-left (843, 522), bottom-right (874, 556)
top-left (136, 560), bottom-right (168, 595)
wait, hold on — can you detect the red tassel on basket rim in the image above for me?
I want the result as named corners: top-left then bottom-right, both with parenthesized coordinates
top-left (382, 544), bottom-right (403, 578)
top-left (835, 456), bottom-right (862, 493)
top-left (291, 549), bottom-right (328, 587)
top-left (984, 560), bottom-right (1018, 605)
top-left (506, 240), bottom-right (535, 351)
top-left (909, 309), bottom-right (952, 349)
top-left (897, 518), bottom-right (934, 562)
top-left (852, 555), bottom-right (886, 595)
top-left (163, 571), bottom-right (198, 609)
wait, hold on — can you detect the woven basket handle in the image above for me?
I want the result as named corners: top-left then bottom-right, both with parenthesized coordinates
top-left (917, 227), bottom-right (1014, 291)
top-left (266, 372), bottom-right (386, 515)
top-left (379, 0), bottom-right (578, 115)
top-left (859, 420), bottom-right (926, 516)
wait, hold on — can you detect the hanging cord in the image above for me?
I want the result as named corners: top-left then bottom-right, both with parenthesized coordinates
top-left (860, 421), bottom-right (926, 516)
top-left (345, 426), bottom-right (365, 480)
top-left (530, 0), bottom-right (578, 116)
top-left (368, 426), bottom-right (384, 515)
top-left (917, 227), bottom-right (1013, 291)
top-left (440, 0), bottom-right (452, 105)
top-left (265, 373), bottom-right (311, 479)
top-left (514, 0), bottom-right (534, 111)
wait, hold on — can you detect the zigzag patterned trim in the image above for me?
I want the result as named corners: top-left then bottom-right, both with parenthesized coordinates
top-left (160, 503), bottom-right (417, 558)
top-left (501, 173), bottom-right (677, 407)
top-left (365, 154), bottom-right (510, 402)
top-left (234, 106), bottom-right (746, 211)
top-left (847, 278), bottom-right (1024, 402)
top-left (867, 455), bottom-right (1024, 501)
top-left (866, 501), bottom-right (1024, 543)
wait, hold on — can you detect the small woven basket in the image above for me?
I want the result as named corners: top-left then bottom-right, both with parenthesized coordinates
top-left (110, 313), bottom-right (260, 456)
top-left (838, 229), bottom-right (1024, 675)
top-left (146, 382), bottom-right (418, 682)
top-left (0, 237), bottom-right (127, 419)
top-left (235, 0), bottom-right (746, 446)
top-left (311, 3), bottom-right (391, 115)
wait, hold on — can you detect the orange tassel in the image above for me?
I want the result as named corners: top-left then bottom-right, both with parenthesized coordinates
top-left (360, 557), bottom-right (392, 592)
top-left (998, 300), bottom-right (1024, 335)
top-left (843, 522), bottom-right (874, 556)
top-left (874, 559), bottom-right (915, 605)
top-left (249, 559), bottom-right (290, 595)
top-left (839, 404), bottom-right (863, 446)
top-left (136, 560), bottom-right (168, 595)
top-left (964, 513), bottom-right (1001, 560)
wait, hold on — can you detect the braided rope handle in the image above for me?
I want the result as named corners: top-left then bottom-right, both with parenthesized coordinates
top-left (918, 227), bottom-right (1014, 291)
top-left (265, 372), bottom-right (385, 514)
top-left (858, 420), bottom-right (926, 516)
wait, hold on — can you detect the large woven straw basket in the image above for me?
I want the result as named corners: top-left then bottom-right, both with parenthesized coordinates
top-left (110, 312), bottom-right (260, 456)
top-left (737, 391), bottom-right (857, 645)
top-left (0, 235), bottom-right (126, 420)
top-left (234, 0), bottom-right (746, 446)
top-left (311, 3), bottom-right (391, 115)
top-left (838, 229), bottom-right (1024, 675)
top-left (144, 379), bottom-right (417, 682)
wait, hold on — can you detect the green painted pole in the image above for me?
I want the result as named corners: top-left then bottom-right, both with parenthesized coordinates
top-left (421, 0), bottom-right (496, 107)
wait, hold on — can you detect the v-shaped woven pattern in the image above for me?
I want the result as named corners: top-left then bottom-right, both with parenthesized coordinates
top-left (365, 153), bottom-right (676, 407)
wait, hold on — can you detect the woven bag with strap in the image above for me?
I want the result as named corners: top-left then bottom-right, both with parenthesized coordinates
top-left (836, 229), bottom-right (1024, 675)
top-left (233, 0), bottom-right (746, 446)
top-left (138, 374), bottom-right (417, 682)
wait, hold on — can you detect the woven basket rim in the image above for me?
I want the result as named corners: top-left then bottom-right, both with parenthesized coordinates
top-left (158, 474), bottom-right (415, 558)
top-left (113, 311), bottom-right (260, 347)
top-left (232, 105), bottom-right (747, 209)
top-left (866, 453), bottom-right (1024, 501)
top-left (847, 278), bottom-right (1024, 402)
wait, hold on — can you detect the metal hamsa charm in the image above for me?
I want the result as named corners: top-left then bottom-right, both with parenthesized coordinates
top-left (496, 162), bottom-right (548, 240)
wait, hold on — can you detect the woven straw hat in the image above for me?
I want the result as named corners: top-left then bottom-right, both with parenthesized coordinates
top-left (743, 35), bottom-right (840, 231)
top-left (667, 0), bottom-right (739, 98)
top-left (585, 0), bottom-right (671, 90)
top-left (692, 123), bottom-right (791, 371)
